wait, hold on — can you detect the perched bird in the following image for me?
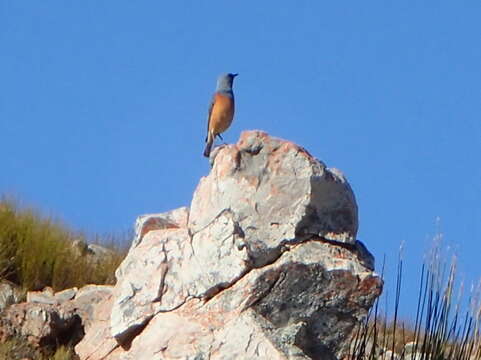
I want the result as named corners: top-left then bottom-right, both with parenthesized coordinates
top-left (203, 73), bottom-right (238, 157)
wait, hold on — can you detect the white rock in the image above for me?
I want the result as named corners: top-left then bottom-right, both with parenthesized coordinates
top-left (0, 280), bottom-right (23, 311)
top-left (76, 131), bottom-right (381, 360)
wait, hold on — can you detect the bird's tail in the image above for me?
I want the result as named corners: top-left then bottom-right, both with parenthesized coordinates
top-left (203, 136), bottom-right (213, 157)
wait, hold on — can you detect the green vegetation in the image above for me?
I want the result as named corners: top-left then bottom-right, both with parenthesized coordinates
top-left (0, 197), bottom-right (125, 359)
top-left (0, 337), bottom-right (37, 360)
top-left (50, 345), bottom-right (77, 360)
top-left (0, 338), bottom-right (77, 360)
top-left (0, 197), bottom-right (125, 292)
top-left (350, 242), bottom-right (481, 359)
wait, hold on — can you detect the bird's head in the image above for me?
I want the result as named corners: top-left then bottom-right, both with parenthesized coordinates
top-left (216, 73), bottom-right (238, 92)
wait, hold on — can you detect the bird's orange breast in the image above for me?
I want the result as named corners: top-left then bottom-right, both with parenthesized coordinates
top-left (209, 93), bottom-right (235, 134)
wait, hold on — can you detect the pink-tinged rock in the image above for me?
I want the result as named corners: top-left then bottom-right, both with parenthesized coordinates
top-left (110, 227), bottom-right (193, 344)
top-left (190, 131), bottom-right (358, 267)
top-left (0, 302), bottom-right (82, 347)
top-left (72, 285), bottom-right (113, 332)
top-left (101, 239), bottom-right (381, 360)
top-left (108, 207), bottom-right (192, 344)
top-left (131, 206), bottom-right (189, 248)
top-left (123, 307), bottom-right (291, 360)
top-left (74, 293), bottom-right (119, 360)
top-left (75, 131), bottom-right (381, 360)
top-left (0, 284), bottom-right (114, 354)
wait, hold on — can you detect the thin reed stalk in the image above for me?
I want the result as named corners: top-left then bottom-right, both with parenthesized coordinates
top-left (350, 242), bottom-right (481, 360)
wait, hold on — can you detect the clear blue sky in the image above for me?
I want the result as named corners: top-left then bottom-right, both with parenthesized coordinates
top-left (1, 2), bottom-right (480, 316)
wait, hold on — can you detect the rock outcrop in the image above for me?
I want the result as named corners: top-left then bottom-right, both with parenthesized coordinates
top-left (0, 284), bottom-right (112, 348)
top-left (75, 130), bottom-right (382, 360)
top-left (0, 279), bottom-right (23, 312)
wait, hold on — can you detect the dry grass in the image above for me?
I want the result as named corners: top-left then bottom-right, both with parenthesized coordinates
top-left (0, 197), bottom-right (124, 358)
top-left (0, 337), bottom-right (37, 360)
top-left (0, 197), bottom-right (126, 292)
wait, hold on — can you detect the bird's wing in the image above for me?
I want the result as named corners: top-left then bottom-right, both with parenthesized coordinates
top-left (206, 94), bottom-right (216, 141)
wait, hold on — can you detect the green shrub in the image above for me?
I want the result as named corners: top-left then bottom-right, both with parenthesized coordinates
top-left (0, 197), bottom-right (125, 292)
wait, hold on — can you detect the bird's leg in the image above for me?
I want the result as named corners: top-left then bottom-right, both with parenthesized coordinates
top-left (216, 134), bottom-right (227, 145)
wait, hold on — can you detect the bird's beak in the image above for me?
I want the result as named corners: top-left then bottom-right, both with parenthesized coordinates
top-left (232, 73), bottom-right (238, 77)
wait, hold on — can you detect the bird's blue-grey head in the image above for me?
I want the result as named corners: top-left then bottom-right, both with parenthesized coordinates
top-left (216, 73), bottom-right (238, 94)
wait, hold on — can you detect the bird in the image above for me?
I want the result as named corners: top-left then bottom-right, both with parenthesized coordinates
top-left (203, 73), bottom-right (238, 157)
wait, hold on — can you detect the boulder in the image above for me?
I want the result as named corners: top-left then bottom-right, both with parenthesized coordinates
top-left (0, 302), bottom-right (82, 347)
top-left (71, 238), bottom-right (116, 263)
top-left (0, 279), bottom-right (23, 311)
top-left (26, 286), bottom-right (79, 305)
top-left (71, 239), bottom-right (89, 257)
top-left (72, 285), bottom-right (113, 332)
top-left (75, 131), bottom-right (382, 359)
top-left (26, 287), bottom-right (56, 305)
top-left (87, 244), bottom-right (115, 258)
top-left (0, 284), bottom-right (113, 350)
top-left (54, 287), bottom-right (78, 303)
